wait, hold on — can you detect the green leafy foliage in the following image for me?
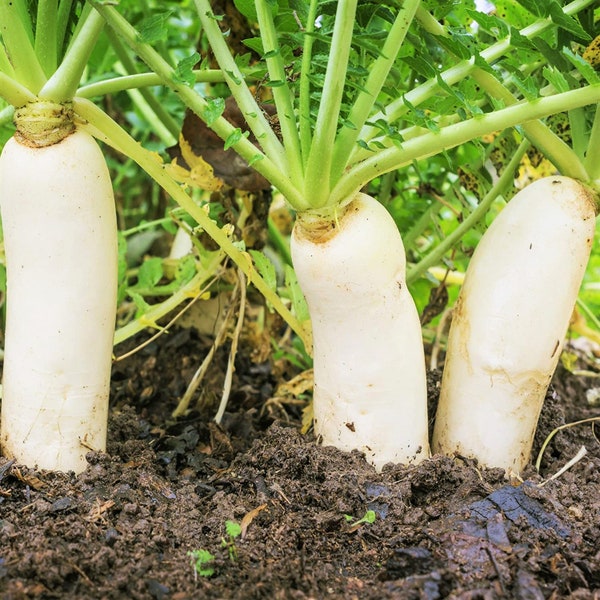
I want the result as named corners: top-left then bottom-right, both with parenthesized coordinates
top-left (188, 549), bottom-right (216, 578)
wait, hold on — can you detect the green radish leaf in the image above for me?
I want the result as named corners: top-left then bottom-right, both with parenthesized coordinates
top-left (562, 47), bottom-right (600, 85)
top-left (548, 3), bottom-right (590, 41)
top-left (513, 0), bottom-right (545, 17)
top-left (242, 37), bottom-right (265, 55)
top-left (233, 0), bottom-right (258, 21)
top-left (224, 128), bottom-right (248, 150)
top-left (174, 255), bottom-right (197, 286)
top-left (225, 520), bottom-right (242, 539)
top-left (466, 9), bottom-right (509, 38)
top-left (248, 153), bottom-right (264, 166)
top-left (137, 257), bottom-right (164, 288)
top-left (173, 53), bottom-right (200, 87)
top-left (249, 250), bottom-right (277, 293)
top-left (129, 290), bottom-right (152, 316)
top-left (204, 97), bottom-right (225, 126)
top-left (542, 66), bottom-right (570, 93)
top-left (138, 11), bottom-right (175, 44)
top-left (188, 549), bottom-right (215, 578)
top-left (285, 265), bottom-right (309, 323)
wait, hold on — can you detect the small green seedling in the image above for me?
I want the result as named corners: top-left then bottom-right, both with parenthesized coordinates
top-left (221, 520), bottom-right (242, 562)
top-left (344, 509), bottom-right (377, 533)
top-left (187, 549), bottom-right (216, 579)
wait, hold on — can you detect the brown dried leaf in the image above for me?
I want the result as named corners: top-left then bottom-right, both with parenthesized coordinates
top-left (240, 503), bottom-right (268, 539)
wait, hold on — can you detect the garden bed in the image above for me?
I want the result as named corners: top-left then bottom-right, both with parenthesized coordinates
top-left (1, 328), bottom-right (599, 599)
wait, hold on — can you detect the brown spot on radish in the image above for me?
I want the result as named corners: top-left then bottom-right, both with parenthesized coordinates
top-left (345, 422), bottom-right (356, 432)
top-left (551, 339), bottom-right (560, 358)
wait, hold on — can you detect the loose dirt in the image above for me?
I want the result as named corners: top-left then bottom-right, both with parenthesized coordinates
top-left (1, 328), bottom-right (599, 599)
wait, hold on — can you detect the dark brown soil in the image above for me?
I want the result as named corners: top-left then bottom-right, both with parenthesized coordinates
top-left (1, 328), bottom-right (599, 600)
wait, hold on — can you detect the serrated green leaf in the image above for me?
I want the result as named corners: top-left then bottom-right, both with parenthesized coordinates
top-left (173, 53), bottom-right (200, 87)
top-left (204, 97), bottom-right (225, 126)
top-left (137, 257), bottom-right (164, 289)
top-left (129, 290), bottom-right (151, 316)
top-left (542, 66), bottom-right (570, 93)
top-left (514, 0), bottom-right (545, 18)
top-left (249, 250), bottom-right (277, 293)
top-left (563, 47), bottom-right (600, 85)
top-left (224, 128), bottom-right (246, 150)
top-left (174, 255), bottom-right (197, 285)
top-left (548, 3), bottom-right (590, 41)
top-left (285, 265), bottom-right (309, 322)
top-left (225, 521), bottom-right (242, 539)
top-left (466, 9), bottom-right (508, 38)
top-left (138, 11), bottom-right (174, 44)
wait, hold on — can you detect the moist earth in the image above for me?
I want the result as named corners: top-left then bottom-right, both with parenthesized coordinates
top-left (0, 328), bottom-right (599, 599)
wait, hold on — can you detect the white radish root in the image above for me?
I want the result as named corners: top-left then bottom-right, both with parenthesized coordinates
top-left (291, 193), bottom-right (429, 470)
top-left (433, 176), bottom-right (597, 474)
top-left (0, 129), bottom-right (118, 473)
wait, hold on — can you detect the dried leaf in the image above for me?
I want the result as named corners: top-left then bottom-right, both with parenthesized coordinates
top-left (240, 503), bottom-right (267, 539)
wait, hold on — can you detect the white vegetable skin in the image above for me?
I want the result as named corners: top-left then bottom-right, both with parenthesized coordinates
top-left (0, 130), bottom-right (118, 473)
top-left (291, 193), bottom-right (429, 470)
top-left (433, 176), bottom-right (597, 473)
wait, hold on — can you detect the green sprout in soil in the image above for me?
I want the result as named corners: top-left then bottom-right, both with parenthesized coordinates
top-left (188, 549), bottom-right (216, 579)
top-left (344, 509), bottom-right (377, 532)
top-left (221, 520), bottom-right (242, 562)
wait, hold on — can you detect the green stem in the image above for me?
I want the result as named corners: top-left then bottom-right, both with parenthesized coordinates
top-left (40, 8), bottom-right (105, 102)
top-left (0, 73), bottom-right (37, 107)
top-left (267, 217), bottom-right (293, 267)
top-left (330, 0), bottom-right (422, 182)
top-left (402, 205), bottom-right (438, 252)
top-left (299, 0), bottom-right (319, 164)
top-left (35, 0), bottom-right (58, 76)
top-left (0, 1), bottom-right (47, 93)
top-left (91, 1), bottom-right (306, 209)
top-left (193, 0), bottom-right (287, 172)
top-left (0, 106), bottom-right (15, 128)
top-left (0, 43), bottom-right (16, 78)
top-left (303, 0), bottom-right (358, 206)
top-left (407, 140), bottom-right (530, 283)
top-left (584, 104), bottom-right (600, 184)
top-left (77, 71), bottom-right (226, 98)
top-left (568, 108), bottom-right (587, 160)
top-left (56, 0), bottom-right (74, 56)
top-left (332, 84), bottom-right (600, 205)
top-left (255, 0), bottom-right (303, 183)
top-left (73, 98), bottom-right (311, 349)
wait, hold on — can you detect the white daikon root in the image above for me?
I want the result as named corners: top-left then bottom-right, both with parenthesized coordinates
top-left (433, 176), bottom-right (597, 473)
top-left (291, 193), bottom-right (429, 470)
top-left (0, 129), bottom-right (118, 473)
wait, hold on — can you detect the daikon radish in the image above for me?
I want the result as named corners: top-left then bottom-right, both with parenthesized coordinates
top-left (291, 193), bottom-right (429, 471)
top-left (433, 176), bottom-right (597, 473)
top-left (0, 114), bottom-right (118, 473)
